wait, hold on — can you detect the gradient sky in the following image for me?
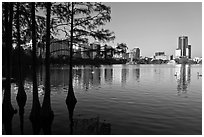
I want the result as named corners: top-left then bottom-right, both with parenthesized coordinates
top-left (103, 2), bottom-right (202, 58)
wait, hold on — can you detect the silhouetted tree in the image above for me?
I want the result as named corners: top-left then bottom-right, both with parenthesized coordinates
top-left (51, 2), bottom-right (115, 44)
top-left (15, 2), bottom-right (27, 135)
top-left (2, 3), bottom-right (17, 135)
top-left (9, 3), bottom-right (46, 45)
top-left (104, 44), bottom-right (107, 59)
top-left (40, 2), bottom-right (54, 135)
top-left (29, 2), bottom-right (42, 135)
top-left (116, 43), bottom-right (128, 53)
top-left (116, 43), bottom-right (128, 59)
top-left (66, 2), bottom-right (77, 135)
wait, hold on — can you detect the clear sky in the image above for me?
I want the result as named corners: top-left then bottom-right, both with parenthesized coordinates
top-left (103, 2), bottom-right (202, 58)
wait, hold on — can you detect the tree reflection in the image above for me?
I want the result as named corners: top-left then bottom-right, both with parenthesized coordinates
top-left (66, 74), bottom-right (77, 134)
top-left (16, 80), bottom-right (27, 135)
top-left (2, 81), bottom-right (17, 135)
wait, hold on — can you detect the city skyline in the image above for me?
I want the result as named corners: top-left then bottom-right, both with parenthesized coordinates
top-left (103, 2), bottom-right (202, 58)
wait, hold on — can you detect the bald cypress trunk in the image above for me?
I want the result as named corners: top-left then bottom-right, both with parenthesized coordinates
top-left (3, 3), bottom-right (16, 135)
top-left (15, 2), bottom-right (27, 135)
top-left (29, 2), bottom-right (41, 134)
top-left (66, 2), bottom-right (77, 135)
top-left (41, 2), bottom-right (54, 135)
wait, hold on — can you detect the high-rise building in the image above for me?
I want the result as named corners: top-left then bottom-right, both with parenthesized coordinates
top-left (175, 49), bottom-right (181, 58)
top-left (175, 36), bottom-right (191, 58)
top-left (178, 36), bottom-right (188, 57)
top-left (188, 45), bottom-right (191, 58)
top-left (130, 47), bottom-right (140, 61)
top-left (50, 39), bottom-right (70, 58)
top-left (170, 55), bottom-right (173, 60)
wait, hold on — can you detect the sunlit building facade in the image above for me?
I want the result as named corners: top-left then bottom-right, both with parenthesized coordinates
top-left (154, 52), bottom-right (168, 60)
top-left (175, 36), bottom-right (191, 58)
top-left (129, 47), bottom-right (140, 62)
top-left (50, 39), bottom-right (70, 58)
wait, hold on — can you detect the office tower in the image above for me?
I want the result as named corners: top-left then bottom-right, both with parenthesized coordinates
top-left (170, 55), bottom-right (173, 60)
top-left (132, 47), bottom-right (140, 59)
top-left (175, 49), bottom-right (181, 58)
top-left (129, 47), bottom-right (140, 62)
top-left (186, 47), bottom-right (189, 58)
top-left (178, 36), bottom-right (188, 57)
top-left (188, 45), bottom-right (191, 58)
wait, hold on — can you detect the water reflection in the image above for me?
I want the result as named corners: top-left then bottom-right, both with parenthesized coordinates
top-left (66, 64), bottom-right (77, 135)
top-left (83, 66), bottom-right (93, 90)
top-left (29, 65), bottom-right (41, 134)
top-left (37, 65), bottom-right (143, 90)
top-left (2, 80), bottom-right (17, 135)
top-left (133, 68), bottom-right (140, 82)
top-left (40, 67), bottom-right (54, 134)
top-left (49, 66), bottom-right (103, 91)
top-left (92, 67), bottom-right (101, 87)
top-left (51, 67), bottom-right (69, 88)
top-left (66, 85), bottom-right (77, 135)
top-left (121, 65), bottom-right (129, 85)
top-left (73, 116), bottom-right (111, 135)
top-left (3, 64), bottom-right (202, 134)
top-left (16, 80), bottom-right (27, 135)
top-left (73, 67), bottom-right (82, 88)
top-left (175, 65), bottom-right (191, 96)
top-left (104, 66), bottom-right (113, 85)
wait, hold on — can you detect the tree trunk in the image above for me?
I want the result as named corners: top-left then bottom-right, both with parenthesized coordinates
top-left (3, 3), bottom-right (16, 135)
top-left (29, 2), bottom-right (41, 135)
top-left (69, 2), bottom-right (74, 84)
top-left (41, 2), bottom-right (54, 135)
top-left (16, 3), bottom-right (27, 135)
top-left (66, 2), bottom-right (77, 135)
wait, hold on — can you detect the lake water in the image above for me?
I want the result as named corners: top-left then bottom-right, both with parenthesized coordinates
top-left (3, 64), bottom-right (202, 135)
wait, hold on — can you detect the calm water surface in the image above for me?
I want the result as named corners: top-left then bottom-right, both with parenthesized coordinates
top-left (4, 64), bottom-right (202, 135)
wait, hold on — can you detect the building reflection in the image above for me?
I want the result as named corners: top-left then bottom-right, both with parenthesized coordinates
top-left (83, 66), bottom-right (92, 90)
top-left (121, 65), bottom-right (129, 85)
top-left (38, 65), bottom-right (103, 91)
top-left (104, 66), bottom-right (113, 84)
top-left (175, 64), bottom-right (191, 95)
top-left (50, 67), bottom-right (70, 88)
top-left (92, 67), bottom-right (101, 87)
top-left (73, 67), bottom-right (82, 88)
top-left (133, 68), bottom-right (140, 82)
